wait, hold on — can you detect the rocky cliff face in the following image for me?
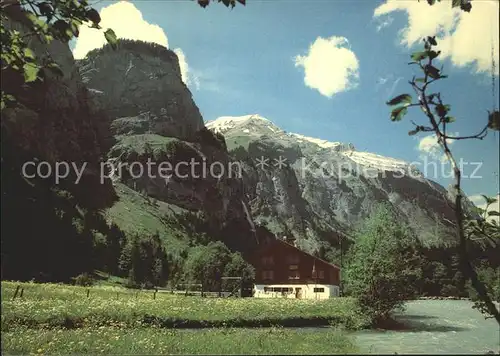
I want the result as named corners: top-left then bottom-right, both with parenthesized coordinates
top-left (1, 8), bottom-right (116, 209)
top-left (79, 41), bottom-right (258, 255)
top-left (1, 8), bottom-right (117, 281)
top-left (77, 40), bottom-right (204, 141)
top-left (207, 114), bottom-right (459, 255)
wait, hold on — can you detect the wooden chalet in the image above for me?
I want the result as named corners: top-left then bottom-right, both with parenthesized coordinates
top-left (249, 229), bottom-right (341, 299)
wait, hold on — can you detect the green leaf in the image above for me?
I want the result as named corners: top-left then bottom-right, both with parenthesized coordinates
top-left (435, 104), bottom-right (450, 117)
top-left (425, 65), bottom-right (440, 79)
top-left (408, 128), bottom-right (420, 136)
top-left (427, 0), bottom-right (436, 5)
top-left (4, 94), bottom-right (15, 102)
top-left (429, 50), bottom-right (441, 59)
top-left (38, 2), bottom-right (53, 17)
top-left (487, 110), bottom-right (500, 131)
top-left (481, 195), bottom-right (497, 205)
top-left (411, 51), bottom-right (428, 61)
top-left (52, 20), bottom-right (71, 41)
top-left (488, 211), bottom-right (500, 217)
top-left (1, 52), bottom-right (15, 65)
top-left (415, 78), bottom-right (426, 83)
top-left (86, 8), bottom-right (101, 24)
top-left (198, 0), bottom-right (209, 8)
top-left (444, 116), bottom-right (455, 123)
top-left (460, 2), bottom-right (472, 12)
top-left (427, 36), bottom-right (437, 46)
top-left (474, 207), bottom-right (486, 215)
top-left (386, 94), bottom-right (412, 106)
top-left (452, 0), bottom-right (462, 7)
top-left (23, 48), bottom-right (35, 60)
top-left (26, 13), bottom-right (48, 31)
top-left (65, 28), bottom-right (74, 40)
top-left (390, 106), bottom-right (408, 122)
top-left (23, 63), bottom-right (39, 83)
top-left (104, 29), bottom-right (118, 49)
top-left (46, 62), bottom-right (64, 77)
top-left (70, 20), bottom-right (80, 37)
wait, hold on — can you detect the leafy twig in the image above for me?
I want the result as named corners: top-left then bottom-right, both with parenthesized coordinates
top-left (386, 36), bottom-right (500, 324)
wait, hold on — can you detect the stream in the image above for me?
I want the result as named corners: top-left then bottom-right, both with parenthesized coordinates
top-left (352, 299), bottom-right (499, 354)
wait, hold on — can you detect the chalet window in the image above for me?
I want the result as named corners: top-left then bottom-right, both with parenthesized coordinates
top-left (264, 287), bottom-right (293, 293)
top-left (289, 264), bottom-right (299, 270)
top-left (262, 270), bottom-right (274, 280)
top-left (288, 270), bottom-right (300, 280)
top-left (288, 254), bottom-right (300, 264)
top-left (261, 256), bottom-right (274, 266)
top-left (313, 287), bottom-right (324, 293)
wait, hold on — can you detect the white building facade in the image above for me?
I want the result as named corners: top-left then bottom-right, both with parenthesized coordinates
top-left (253, 283), bottom-right (340, 300)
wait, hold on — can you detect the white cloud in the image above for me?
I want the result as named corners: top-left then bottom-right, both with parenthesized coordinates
top-left (416, 133), bottom-right (459, 162)
top-left (375, 74), bottom-right (404, 99)
top-left (469, 193), bottom-right (500, 223)
top-left (376, 16), bottom-right (394, 32)
top-left (373, 0), bottom-right (499, 75)
top-left (173, 48), bottom-right (188, 83)
top-left (377, 76), bottom-right (389, 86)
top-left (72, 1), bottom-right (168, 59)
top-left (386, 76), bottom-right (403, 99)
top-left (173, 48), bottom-right (200, 89)
top-left (294, 36), bottom-right (360, 98)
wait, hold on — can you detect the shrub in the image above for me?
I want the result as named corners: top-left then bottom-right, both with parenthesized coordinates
top-left (72, 273), bottom-right (95, 287)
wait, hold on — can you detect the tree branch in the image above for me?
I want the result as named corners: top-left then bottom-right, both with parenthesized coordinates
top-left (443, 125), bottom-right (489, 141)
top-left (413, 45), bottom-right (500, 324)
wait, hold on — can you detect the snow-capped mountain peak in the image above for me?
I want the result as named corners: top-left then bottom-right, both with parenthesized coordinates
top-left (287, 132), bottom-right (350, 150)
top-left (342, 151), bottom-right (422, 177)
top-left (205, 114), bottom-right (271, 133)
top-left (206, 113), bottom-right (421, 176)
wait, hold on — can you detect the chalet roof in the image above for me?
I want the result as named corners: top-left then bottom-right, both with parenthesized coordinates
top-left (253, 224), bottom-right (342, 270)
top-left (273, 238), bottom-right (341, 270)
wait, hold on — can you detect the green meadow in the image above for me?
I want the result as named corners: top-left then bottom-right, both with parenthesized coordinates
top-left (1, 281), bottom-right (364, 354)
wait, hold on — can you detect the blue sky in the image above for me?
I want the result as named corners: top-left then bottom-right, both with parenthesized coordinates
top-left (73, 0), bottom-right (499, 201)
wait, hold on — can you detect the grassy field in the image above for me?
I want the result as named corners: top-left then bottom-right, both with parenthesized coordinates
top-left (2, 326), bottom-right (357, 355)
top-left (2, 281), bottom-right (362, 354)
top-left (1, 281), bottom-right (369, 330)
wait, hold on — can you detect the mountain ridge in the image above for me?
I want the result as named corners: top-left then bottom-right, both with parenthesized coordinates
top-left (207, 114), bottom-right (425, 178)
top-left (205, 113), bottom-right (460, 256)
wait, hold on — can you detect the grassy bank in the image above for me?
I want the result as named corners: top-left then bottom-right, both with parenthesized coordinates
top-left (1, 281), bottom-right (370, 331)
top-left (2, 326), bottom-right (357, 354)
